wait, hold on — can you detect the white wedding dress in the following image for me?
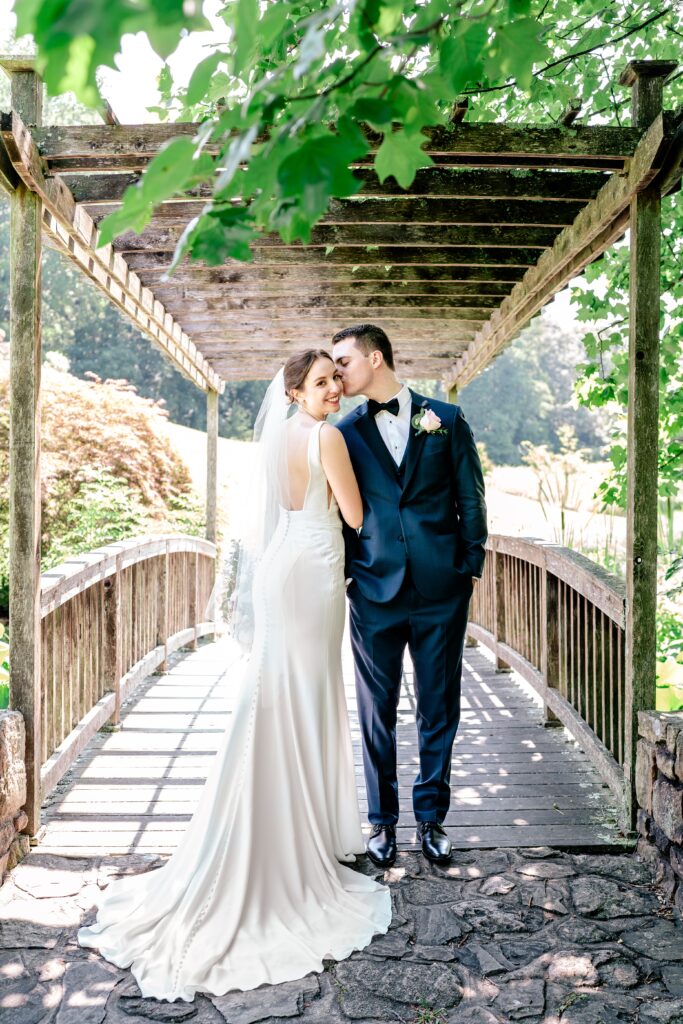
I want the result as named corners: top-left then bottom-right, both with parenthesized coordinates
top-left (77, 419), bottom-right (392, 1001)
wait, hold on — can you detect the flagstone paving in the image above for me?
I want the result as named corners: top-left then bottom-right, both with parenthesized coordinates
top-left (0, 845), bottom-right (681, 1023)
top-left (1, 639), bottom-right (680, 1022)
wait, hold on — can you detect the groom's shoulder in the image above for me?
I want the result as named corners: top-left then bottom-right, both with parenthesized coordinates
top-left (337, 402), bottom-right (366, 433)
top-left (410, 391), bottom-right (458, 425)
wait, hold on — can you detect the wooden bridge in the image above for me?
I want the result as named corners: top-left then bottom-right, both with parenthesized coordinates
top-left (29, 531), bottom-right (628, 854)
top-left (1, 56), bottom-right (681, 853)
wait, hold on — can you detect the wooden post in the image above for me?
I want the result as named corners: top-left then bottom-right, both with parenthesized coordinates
top-left (8, 68), bottom-right (43, 836)
top-left (619, 60), bottom-right (676, 828)
top-left (447, 384), bottom-right (458, 405)
top-left (206, 389), bottom-right (219, 544)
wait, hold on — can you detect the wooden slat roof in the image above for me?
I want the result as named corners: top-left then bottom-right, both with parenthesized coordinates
top-left (1, 57), bottom-right (681, 388)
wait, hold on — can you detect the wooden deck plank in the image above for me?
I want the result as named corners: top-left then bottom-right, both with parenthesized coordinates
top-left (40, 634), bottom-right (626, 852)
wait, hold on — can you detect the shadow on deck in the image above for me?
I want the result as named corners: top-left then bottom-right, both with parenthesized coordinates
top-left (38, 631), bottom-right (630, 855)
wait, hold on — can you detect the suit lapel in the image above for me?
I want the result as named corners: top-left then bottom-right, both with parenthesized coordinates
top-left (354, 404), bottom-right (403, 488)
top-left (400, 393), bottom-right (430, 494)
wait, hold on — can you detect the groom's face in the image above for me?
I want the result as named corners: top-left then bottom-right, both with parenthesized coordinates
top-left (333, 338), bottom-right (373, 398)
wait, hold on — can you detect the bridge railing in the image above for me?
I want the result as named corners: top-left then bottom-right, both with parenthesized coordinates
top-left (468, 535), bottom-right (627, 813)
top-left (38, 535), bottom-right (217, 799)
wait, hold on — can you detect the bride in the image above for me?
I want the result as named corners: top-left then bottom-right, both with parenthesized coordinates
top-left (76, 349), bottom-right (393, 1001)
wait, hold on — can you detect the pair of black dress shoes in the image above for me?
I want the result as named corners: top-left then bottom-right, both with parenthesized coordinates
top-left (366, 821), bottom-right (452, 867)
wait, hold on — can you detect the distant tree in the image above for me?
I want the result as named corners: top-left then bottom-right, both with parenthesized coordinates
top-left (459, 314), bottom-right (610, 465)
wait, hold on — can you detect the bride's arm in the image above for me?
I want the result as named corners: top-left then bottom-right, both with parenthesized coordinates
top-left (319, 424), bottom-right (363, 530)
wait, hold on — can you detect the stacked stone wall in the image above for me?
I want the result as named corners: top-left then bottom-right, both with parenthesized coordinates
top-left (636, 710), bottom-right (683, 916)
top-left (0, 710), bottom-right (30, 881)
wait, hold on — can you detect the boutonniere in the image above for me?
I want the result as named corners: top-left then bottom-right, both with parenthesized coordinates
top-left (411, 402), bottom-right (448, 436)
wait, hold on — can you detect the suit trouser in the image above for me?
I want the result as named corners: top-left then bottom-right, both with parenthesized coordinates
top-left (348, 568), bottom-right (473, 826)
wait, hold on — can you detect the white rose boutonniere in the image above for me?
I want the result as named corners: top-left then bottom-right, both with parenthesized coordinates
top-left (411, 404), bottom-right (449, 437)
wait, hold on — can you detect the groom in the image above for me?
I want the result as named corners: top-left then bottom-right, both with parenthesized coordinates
top-left (333, 324), bottom-right (488, 867)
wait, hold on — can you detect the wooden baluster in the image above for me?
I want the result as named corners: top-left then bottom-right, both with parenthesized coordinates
top-left (493, 549), bottom-right (511, 673)
top-left (157, 542), bottom-right (169, 671)
top-left (103, 556), bottom-right (123, 726)
top-left (188, 551), bottom-right (199, 650)
top-left (542, 568), bottom-right (562, 726)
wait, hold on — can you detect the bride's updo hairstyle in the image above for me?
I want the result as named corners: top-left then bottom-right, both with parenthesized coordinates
top-left (283, 349), bottom-right (334, 404)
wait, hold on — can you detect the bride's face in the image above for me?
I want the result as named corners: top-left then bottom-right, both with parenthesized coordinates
top-left (295, 357), bottom-right (343, 418)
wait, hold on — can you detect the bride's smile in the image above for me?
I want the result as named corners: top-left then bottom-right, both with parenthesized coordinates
top-left (288, 354), bottom-right (343, 421)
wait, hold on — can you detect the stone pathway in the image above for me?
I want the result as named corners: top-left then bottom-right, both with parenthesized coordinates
top-left (1, 844), bottom-right (682, 1023)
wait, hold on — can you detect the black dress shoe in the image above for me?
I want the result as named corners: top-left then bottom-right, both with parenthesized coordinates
top-left (366, 823), bottom-right (397, 867)
top-left (416, 821), bottom-right (452, 863)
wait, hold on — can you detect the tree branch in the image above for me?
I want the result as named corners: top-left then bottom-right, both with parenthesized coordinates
top-left (463, 5), bottom-right (673, 98)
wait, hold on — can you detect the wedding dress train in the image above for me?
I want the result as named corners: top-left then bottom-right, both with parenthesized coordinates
top-left (77, 420), bottom-right (392, 1001)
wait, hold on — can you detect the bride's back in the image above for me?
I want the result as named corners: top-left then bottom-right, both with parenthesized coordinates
top-left (283, 417), bottom-right (329, 511)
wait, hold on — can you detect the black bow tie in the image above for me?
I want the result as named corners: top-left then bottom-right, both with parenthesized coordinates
top-left (368, 397), bottom-right (400, 417)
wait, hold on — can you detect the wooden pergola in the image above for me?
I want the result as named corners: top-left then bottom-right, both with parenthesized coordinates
top-left (1, 56), bottom-right (681, 837)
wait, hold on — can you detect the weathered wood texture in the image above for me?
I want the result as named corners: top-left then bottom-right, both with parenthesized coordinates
top-left (32, 122), bottom-right (641, 168)
top-left (112, 223), bottom-right (562, 252)
top-left (621, 62), bottom-right (675, 829)
top-left (445, 108), bottom-right (678, 390)
top-left (131, 260), bottom-right (529, 283)
top-left (38, 634), bottom-right (627, 855)
top-left (64, 167), bottom-right (609, 203)
top-left (8, 68), bottom-right (43, 837)
top-left (84, 197), bottom-right (588, 227)
top-left (37, 536), bottom-right (217, 807)
top-left (5, 61), bottom-right (678, 381)
top-left (0, 108), bottom-right (222, 393)
top-left (118, 244), bottom-right (544, 266)
top-left (468, 536), bottom-right (628, 825)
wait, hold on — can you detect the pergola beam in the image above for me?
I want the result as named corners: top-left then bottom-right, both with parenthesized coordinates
top-left (84, 198), bottom-right (585, 229)
top-left (140, 286), bottom-right (511, 304)
top-left (161, 296), bottom-right (502, 312)
top-left (130, 260), bottom-right (528, 284)
top-left (32, 122), bottom-right (642, 166)
top-left (181, 309), bottom-right (487, 325)
top-left (0, 109), bottom-right (223, 394)
top-left (445, 109), bottom-right (675, 390)
top-left (111, 223), bottom-right (562, 251)
top-left (122, 246), bottom-right (542, 267)
top-left (64, 167), bottom-right (610, 203)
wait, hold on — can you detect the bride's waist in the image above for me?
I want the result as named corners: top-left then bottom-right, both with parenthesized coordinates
top-left (276, 506), bottom-right (342, 535)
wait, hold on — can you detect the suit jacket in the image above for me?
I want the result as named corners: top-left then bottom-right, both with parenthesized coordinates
top-left (337, 390), bottom-right (488, 603)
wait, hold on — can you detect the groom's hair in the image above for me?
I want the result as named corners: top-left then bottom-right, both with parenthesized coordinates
top-left (332, 324), bottom-right (395, 371)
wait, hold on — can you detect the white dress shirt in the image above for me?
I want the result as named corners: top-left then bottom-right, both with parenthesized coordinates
top-left (372, 384), bottom-right (412, 466)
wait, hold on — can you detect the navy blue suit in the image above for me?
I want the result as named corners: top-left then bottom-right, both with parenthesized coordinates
top-left (338, 391), bottom-right (487, 826)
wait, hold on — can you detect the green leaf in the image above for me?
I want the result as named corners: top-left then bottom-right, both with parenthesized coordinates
top-left (186, 52), bottom-right (227, 105)
top-left (440, 22), bottom-right (488, 96)
top-left (233, 0), bottom-right (259, 77)
top-left (347, 97), bottom-right (395, 130)
top-left (275, 127), bottom-right (367, 242)
top-left (97, 189), bottom-right (150, 248)
top-left (486, 18), bottom-right (550, 91)
top-left (370, 0), bottom-right (405, 36)
top-left (375, 129), bottom-right (434, 189)
top-left (141, 137), bottom-right (213, 204)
